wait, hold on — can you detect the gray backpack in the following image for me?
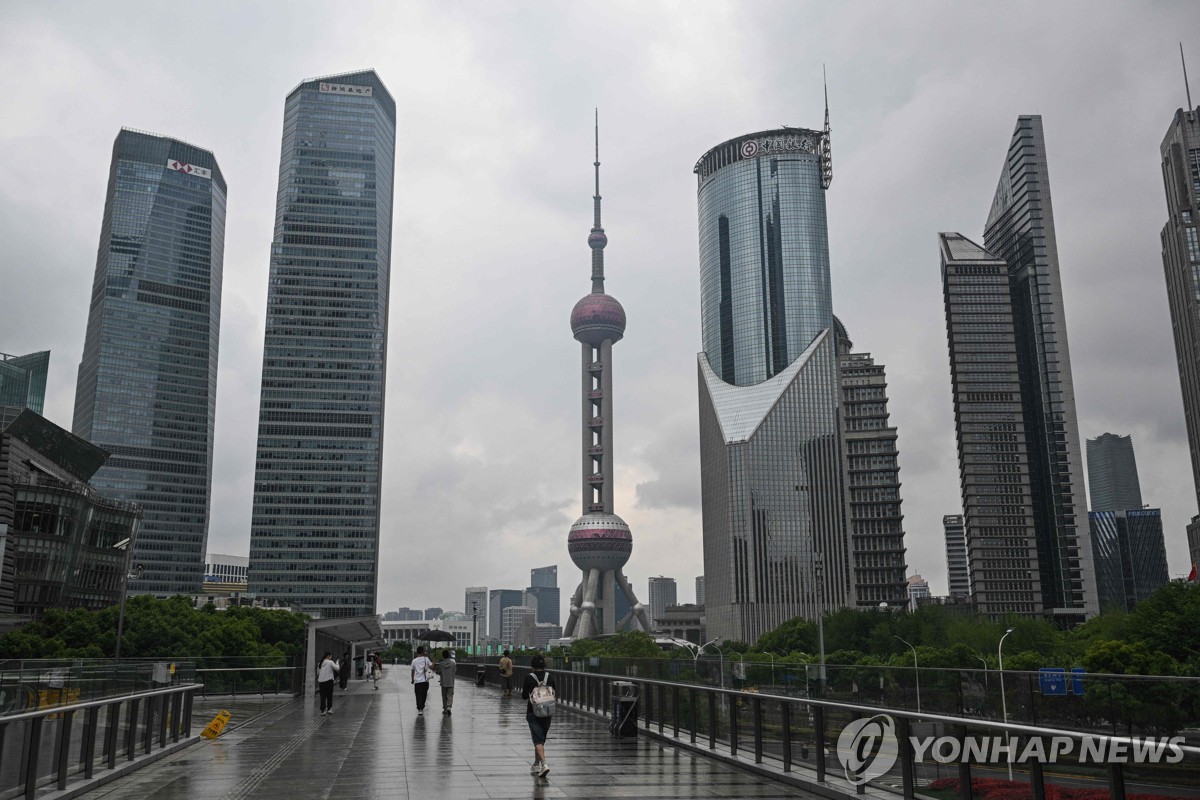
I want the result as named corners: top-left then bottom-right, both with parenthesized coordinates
top-left (529, 671), bottom-right (556, 717)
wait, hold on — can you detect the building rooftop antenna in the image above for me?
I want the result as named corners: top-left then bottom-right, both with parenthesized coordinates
top-left (1182, 43), bottom-right (1194, 116)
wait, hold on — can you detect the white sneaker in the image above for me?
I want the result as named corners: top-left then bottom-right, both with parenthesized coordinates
top-left (530, 762), bottom-right (541, 776)
top-left (321, 710), bottom-right (327, 716)
top-left (538, 762), bottom-right (550, 778)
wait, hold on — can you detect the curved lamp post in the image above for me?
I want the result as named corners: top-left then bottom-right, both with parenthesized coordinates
top-left (998, 627), bottom-right (1015, 780)
top-left (893, 635), bottom-right (921, 713)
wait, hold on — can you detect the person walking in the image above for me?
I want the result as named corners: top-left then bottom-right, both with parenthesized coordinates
top-left (435, 649), bottom-right (456, 714)
top-left (338, 651), bottom-right (350, 691)
top-left (372, 653), bottom-right (382, 689)
top-left (317, 651), bottom-right (339, 716)
top-left (523, 654), bottom-right (556, 777)
top-left (410, 646), bottom-right (435, 715)
top-left (499, 650), bottom-right (514, 697)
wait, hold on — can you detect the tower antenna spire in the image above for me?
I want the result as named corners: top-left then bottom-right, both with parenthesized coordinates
top-left (589, 108), bottom-right (607, 292)
top-left (1183, 43), bottom-right (1194, 114)
top-left (821, 65), bottom-right (833, 189)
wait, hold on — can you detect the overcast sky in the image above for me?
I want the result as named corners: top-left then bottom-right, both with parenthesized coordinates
top-left (2, 2), bottom-right (1199, 623)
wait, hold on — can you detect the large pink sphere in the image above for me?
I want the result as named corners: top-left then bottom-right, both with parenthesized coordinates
top-left (568, 513), bottom-right (633, 572)
top-left (570, 292), bottom-right (626, 346)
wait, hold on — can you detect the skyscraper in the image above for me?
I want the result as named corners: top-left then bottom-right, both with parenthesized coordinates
top-left (837, 325), bottom-right (908, 608)
top-left (465, 586), bottom-right (488, 634)
top-left (1086, 433), bottom-right (1143, 513)
top-left (1158, 87), bottom-right (1200, 571)
top-left (530, 565), bottom-right (557, 588)
top-left (943, 514), bottom-right (970, 599)
top-left (695, 575), bottom-right (705, 607)
top-left (940, 233), bottom-right (1041, 618)
top-left (73, 129), bottom-right (226, 597)
top-left (0, 351), bottom-right (49, 416)
top-left (562, 116), bottom-right (651, 639)
top-left (247, 71), bottom-right (396, 617)
top-left (982, 116), bottom-right (1096, 622)
top-left (489, 588), bottom-right (525, 642)
top-left (696, 111), bottom-right (854, 644)
top-left (1088, 509), bottom-right (1170, 612)
top-left (527, 566), bottom-right (560, 626)
top-left (647, 575), bottom-right (677, 628)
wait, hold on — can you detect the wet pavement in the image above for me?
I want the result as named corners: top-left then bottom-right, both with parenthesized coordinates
top-left (75, 668), bottom-right (819, 800)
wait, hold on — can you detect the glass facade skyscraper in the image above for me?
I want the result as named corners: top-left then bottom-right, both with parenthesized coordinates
top-left (1086, 433), bottom-right (1143, 513)
top-left (943, 514), bottom-right (970, 599)
top-left (983, 116), bottom-right (1096, 621)
top-left (696, 124), bottom-right (852, 645)
top-left (647, 575), bottom-right (677, 628)
top-left (73, 129), bottom-right (225, 597)
top-left (1088, 509), bottom-right (1170, 612)
top-left (247, 71), bottom-right (396, 617)
top-left (940, 233), bottom-right (1041, 618)
top-left (1158, 100), bottom-right (1200, 571)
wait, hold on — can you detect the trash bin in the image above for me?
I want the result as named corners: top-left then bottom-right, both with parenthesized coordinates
top-left (610, 681), bottom-right (638, 738)
top-left (475, 665), bottom-right (486, 687)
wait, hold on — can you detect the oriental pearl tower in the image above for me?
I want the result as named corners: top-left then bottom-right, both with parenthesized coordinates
top-left (563, 114), bottom-right (652, 639)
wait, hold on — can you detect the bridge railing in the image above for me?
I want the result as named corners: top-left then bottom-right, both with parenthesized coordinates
top-left (195, 666), bottom-right (303, 697)
top-left (0, 660), bottom-right (195, 717)
top-left (0, 682), bottom-right (200, 800)
top-left (480, 663), bottom-right (1200, 799)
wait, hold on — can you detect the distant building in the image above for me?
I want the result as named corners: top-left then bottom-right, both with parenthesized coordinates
top-left (906, 575), bottom-right (931, 612)
top-left (489, 589), bottom-right (525, 641)
top-left (658, 603), bottom-right (705, 645)
top-left (464, 587), bottom-right (488, 633)
top-left (530, 565), bottom-right (557, 588)
top-left (525, 586), bottom-right (560, 626)
top-left (534, 622), bottom-right (562, 650)
top-left (1158, 97), bottom-right (1200, 572)
top-left (382, 619), bottom-right (471, 651)
top-left (424, 607), bottom-right (443, 620)
top-left (203, 554), bottom-right (248, 595)
top-left (0, 351), bottom-right (49, 417)
top-left (837, 328), bottom-right (909, 608)
top-left (1089, 510), bottom-right (1170, 612)
top-left (943, 515), bottom-right (970, 599)
top-left (501, 605), bottom-right (537, 648)
top-left (695, 576), bottom-right (705, 607)
top-left (647, 576), bottom-right (677, 628)
top-left (1, 408), bottom-right (141, 616)
top-left (1087, 433), bottom-right (1144, 513)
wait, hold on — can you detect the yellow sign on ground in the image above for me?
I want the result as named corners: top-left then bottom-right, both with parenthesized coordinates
top-left (200, 709), bottom-right (231, 739)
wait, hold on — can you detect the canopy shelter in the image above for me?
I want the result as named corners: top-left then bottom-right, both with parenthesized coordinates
top-left (304, 615), bottom-right (384, 696)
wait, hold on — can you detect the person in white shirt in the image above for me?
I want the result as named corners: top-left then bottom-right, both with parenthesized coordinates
top-left (410, 646), bottom-right (435, 715)
top-left (317, 652), bottom-right (339, 716)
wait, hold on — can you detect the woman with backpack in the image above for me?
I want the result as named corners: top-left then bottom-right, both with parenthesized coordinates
top-left (522, 654), bottom-right (556, 778)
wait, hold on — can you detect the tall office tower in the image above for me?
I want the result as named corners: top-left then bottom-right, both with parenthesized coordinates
top-left (695, 575), bottom-right (705, 607)
top-left (836, 326), bottom-right (909, 608)
top-left (0, 351), bottom-right (50, 416)
top-left (465, 586), bottom-right (488, 634)
top-left (983, 116), bottom-right (1097, 622)
top-left (1088, 509), bottom-right (1170, 612)
top-left (1086, 433), bottom-right (1144, 513)
top-left (73, 129), bottom-right (225, 597)
top-left (943, 514), bottom-right (971, 599)
top-left (502, 605), bottom-right (537, 648)
top-left (1158, 88), bottom-right (1200, 571)
top-left (247, 71), bottom-right (396, 617)
top-left (695, 110), bottom-right (854, 644)
top-left (940, 233), bottom-right (1041, 618)
top-left (562, 117), bottom-right (651, 639)
top-left (647, 576), bottom-right (678, 628)
top-left (530, 565), bottom-right (557, 588)
top-left (489, 588), bottom-right (525, 641)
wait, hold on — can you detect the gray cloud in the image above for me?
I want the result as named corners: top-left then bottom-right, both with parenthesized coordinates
top-left (3, 1), bottom-right (1199, 619)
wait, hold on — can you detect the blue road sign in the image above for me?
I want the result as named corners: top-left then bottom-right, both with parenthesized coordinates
top-left (1039, 667), bottom-right (1067, 696)
top-left (1069, 667), bottom-right (1086, 695)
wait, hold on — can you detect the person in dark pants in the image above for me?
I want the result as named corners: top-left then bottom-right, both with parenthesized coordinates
top-left (522, 654), bottom-right (555, 777)
top-left (410, 646), bottom-right (434, 715)
top-left (317, 651), bottom-right (339, 716)
top-left (338, 652), bottom-right (350, 691)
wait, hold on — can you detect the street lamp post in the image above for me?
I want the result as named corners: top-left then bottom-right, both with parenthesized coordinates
top-left (113, 538), bottom-right (138, 660)
top-left (691, 637), bottom-right (723, 687)
top-left (814, 553), bottom-right (827, 694)
top-left (471, 602), bottom-right (478, 657)
top-left (998, 627), bottom-right (1015, 781)
top-left (975, 655), bottom-right (989, 689)
top-left (893, 635), bottom-right (921, 713)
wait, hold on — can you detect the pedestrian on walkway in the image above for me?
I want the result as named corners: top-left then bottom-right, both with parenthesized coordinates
top-left (411, 646), bottom-right (434, 715)
top-left (317, 651), bottom-right (339, 716)
top-left (372, 653), bottom-right (382, 689)
top-left (499, 650), bottom-right (514, 696)
top-left (338, 651), bottom-right (350, 691)
top-left (435, 649), bottom-right (456, 714)
top-left (523, 654), bottom-right (555, 777)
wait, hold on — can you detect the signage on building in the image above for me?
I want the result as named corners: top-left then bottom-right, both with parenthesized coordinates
top-left (166, 160), bottom-right (211, 179)
top-left (739, 134), bottom-right (817, 159)
top-left (319, 82), bottom-right (373, 96)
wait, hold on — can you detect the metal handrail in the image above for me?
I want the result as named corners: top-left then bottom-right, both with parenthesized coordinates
top-left (0, 683), bottom-right (196, 724)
